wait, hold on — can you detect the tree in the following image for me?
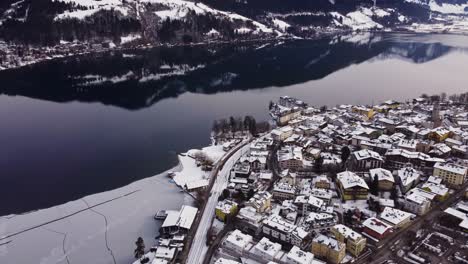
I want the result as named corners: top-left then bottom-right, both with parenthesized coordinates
top-left (314, 156), bottom-right (324, 173)
top-left (320, 105), bottom-right (328, 112)
top-left (212, 120), bottom-right (220, 135)
top-left (370, 175), bottom-right (379, 196)
top-left (222, 189), bottom-right (230, 200)
top-left (268, 101), bottom-right (274, 110)
top-left (340, 146), bottom-right (351, 168)
top-left (134, 237), bottom-right (145, 259)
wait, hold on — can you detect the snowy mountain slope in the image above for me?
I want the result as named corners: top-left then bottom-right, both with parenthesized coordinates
top-left (405, 0), bottom-right (468, 14)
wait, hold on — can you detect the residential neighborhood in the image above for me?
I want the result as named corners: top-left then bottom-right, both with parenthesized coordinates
top-left (137, 95), bottom-right (468, 264)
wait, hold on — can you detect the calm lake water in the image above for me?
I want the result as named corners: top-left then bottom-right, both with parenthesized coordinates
top-left (1, 32), bottom-right (468, 215)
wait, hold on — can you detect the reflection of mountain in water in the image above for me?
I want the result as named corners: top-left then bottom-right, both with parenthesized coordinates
top-left (0, 33), bottom-right (460, 110)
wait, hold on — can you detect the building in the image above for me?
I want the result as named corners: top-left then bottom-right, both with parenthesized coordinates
top-left (313, 175), bottom-right (331, 189)
top-left (403, 191), bottom-right (431, 216)
top-left (336, 171), bottom-right (369, 200)
top-left (160, 205), bottom-right (198, 235)
top-left (262, 215), bottom-right (308, 247)
top-left (385, 149), bottom-right (444, 174)
top-left (352, 106), bottom-right (375, 119)
top-left (279, 246), bottom-right (324, 264)
top-left (428, 127), bottom-right (450, 142)
top-left (311, 235), bottom-right (346, 264)
top-left (272, 182), bottom-right (297, 201)
top-left (278, 147), bottom-right (303, 171)
top-left (222, 229), bottom-right (253, 255)
top-left (304, 212), bottom-right (336, 228)
top-left (349, 149), bottom-right (384, 171)
top-left (331, 224), bottom-right (367, 257)
top-left (235, 206), bottom-right (264, 235)
top-left (379, 207), bottom-right (414, 229)
top-left (251, 237), bottom-right (282, 262)
top-left (216, 199), bottom-right (239, 222)
top-left (397, 167), bottom-right (421, 194)
top-left (294, 195), bottom-right (324, 216)
top-left (369, 168), bottom-right (395, 191)
top-left (433, 162), bottom-right (467, 186)
top-left (362, 217), bottom-right (393, 241)
top-left (272, 126), bottom-right (294, 141)
top-left (246, 191), bottom-right (272, 213)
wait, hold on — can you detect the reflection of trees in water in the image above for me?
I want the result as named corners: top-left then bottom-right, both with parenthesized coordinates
top-left (0, 34), bottom-right (457, 110)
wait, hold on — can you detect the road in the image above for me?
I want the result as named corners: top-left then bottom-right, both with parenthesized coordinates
top-left (355, 181), bottom-right (468, 264)
top-left (187, 141), bottom-right (251, 264)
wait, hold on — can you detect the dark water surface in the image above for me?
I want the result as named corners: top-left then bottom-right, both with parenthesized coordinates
top-left (1, 33), bottom-right (468, 215)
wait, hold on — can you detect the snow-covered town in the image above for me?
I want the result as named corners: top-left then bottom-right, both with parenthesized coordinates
top-left (134, 94), bottom-right (468, 264)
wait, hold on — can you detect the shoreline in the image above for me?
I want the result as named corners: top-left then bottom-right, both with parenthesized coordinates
top-left (1, 30), bottom-right (467, 73)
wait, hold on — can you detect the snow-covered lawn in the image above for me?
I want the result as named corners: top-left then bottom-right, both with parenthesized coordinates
top-left (173, 145), bottom-right (225, 188)
top-left (342, 199), bottom-right (377, 217)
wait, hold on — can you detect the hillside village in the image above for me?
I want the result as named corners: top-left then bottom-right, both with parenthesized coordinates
top-left (136, 94), bottom-right (468, 264)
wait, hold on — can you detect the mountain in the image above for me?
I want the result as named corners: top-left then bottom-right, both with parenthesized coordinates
top-left (0, 0), bottom-right (467, 70)
top-left (0, 0), bottom-right (467, 44)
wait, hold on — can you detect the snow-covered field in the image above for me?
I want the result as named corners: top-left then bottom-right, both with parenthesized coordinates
top-left (173, 145), bottom-right (225, 188)
top-left (0, 165), bottom-right (190, 264)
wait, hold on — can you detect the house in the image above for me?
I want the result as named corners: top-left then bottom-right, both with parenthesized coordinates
top-left (280, 246), bottom-right (324, 264)
top-left (294, 195), bottom-right (324, 216)
top-left (311, 235), bottom-right (346, 264)
top-left (184, 179), bottom-right (209, 192)
top-left (278, 147), bottom-right (303, 171)
top-left (336, 171), bottom-right (369, 200)
top-left (262, 215), bottom-right (308, 247)
top-left (362, 217), bottom-right (393, 241)
top-left (349, 149), bottom-right (383, 171)
top-left (222, 229), bottom-right (253, 255)
top-left (379, 207), bottom-right (414, 229)
top-left (160, 205), bottom-right (198, 235)
top-left (272, 126), bottom-right (294, 141)
top-left (369, 168), bottom-right (394, 191)
top-left (216, 200), bottom-right (239, 222)
top-left (385, 149), bottom-right (444, 174)
top-left (272, 182), bottom-right (297, 201)
top-left (403, 191), bottom-right (431, 216)
top-left (304, 212), bottom-right (337, 228)
top-left (246, 191), bottom-right (272, 213)
top-left (251, 237), bottom-right (282, 262)
top-left (421, 182), bottom-right (449, 201)
top-left (331, 224), bottom-right (367, 257)
top-left (433, 162), bottom-right (467, 187)
top-left (352, 106), bottom-right (375, 119)
top-left (235, 206), bottom-right (264, 236)
top-left (313, 175), bottom-right (331, 189)
top-left (396, 167), bottom-right (421, 194)
top-left (428, 127), bottom-right (451, 142)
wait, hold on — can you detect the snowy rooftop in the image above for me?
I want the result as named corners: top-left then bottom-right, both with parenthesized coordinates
top-left (253, 237), bottom-right (282, 258)
top-left (397, 167), bottom-right (421, 186)
top-left (312, 235), bottom-right (343, 251)
top-left (332, 224), bottom-right (363, 242)
top-left (362, 217), bottom-right (392, 235)
top-left (369, 168), bottom-right (394, 183)
top-left (434, 162), bottom-right (468, 175)
top-left (225, 229), bottom-right (253, 250)
top-left (216, 200), bottom-right (238, 214)
top-left (284, 246), bottom-right (315, 264)
top-left (353, 149), bottom-right (383, 161)
top-left (337, 171), bottom-right (369, 189)
top-left (380, 207), bottom-right (414, 226)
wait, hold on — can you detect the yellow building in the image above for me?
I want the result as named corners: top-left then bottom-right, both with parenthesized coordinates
top-left (311, 235), bottom-right (346, 264)
top-left (433, 162), bottom-right (467, 186)
top-left (352, 106), bottom-right (375, 119)
top-left (428, 127), bottom-right (451, 142)
top-left (337, 171), bottom-right (369, 200)
top-left (331, 224), bottom-right (367, 257)
top-left (215, 199), bottom-right (238, 222)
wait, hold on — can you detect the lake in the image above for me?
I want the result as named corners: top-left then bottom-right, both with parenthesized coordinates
top-left (1, 32), bottom-right (468, 216)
